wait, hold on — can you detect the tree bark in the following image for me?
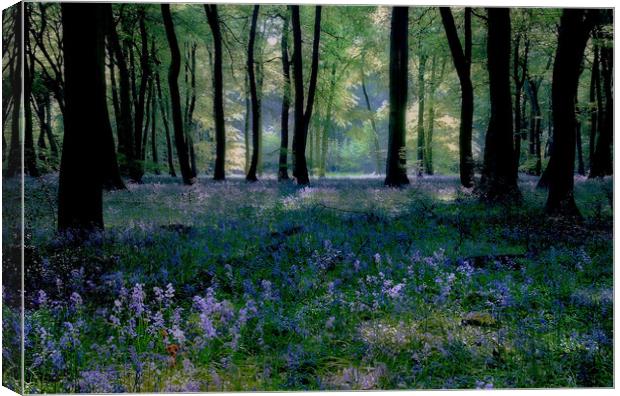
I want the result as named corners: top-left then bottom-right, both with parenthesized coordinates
top-left (290, 5), bottom-right (322, 185)
top-left (205, 5), bottom-right (226, 180)
top-left (589, 28), bottom-right (613, 178)
top-left (384, 6), bottom-right (410, 187)
top-left (58, 3), bottom-right (109, 232)
top-left (544, 9), bottom-right (594, 217)
top-left (361, 70), bottom-right (382, 175)
top-left (130, 7), bottom-right (150, 182)
top-left (440, 7), bottom-right (474, 187)
top-left (479, 8), bottom-right (520, 202)
top-left (246, 5), bottom-right (260, 182)
top-left (416, 52), bottom-right (427, 177)
top-left (588, 43), bottom-right (600, 172)
top-left (278, 13), bottom-right (291, 181)
top-left (154, 71), bottom-right (176, 177)
top-left (150, 82), bottom-right (159, 175)
top-left (161, 4), bottom-right (195, 185)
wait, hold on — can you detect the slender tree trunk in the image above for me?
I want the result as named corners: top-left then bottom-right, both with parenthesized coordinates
top-left (104, 4), bottom-right (134, 174)
top-left (425, 56), bottom-right (444, 176)
top-left (58, 3), bottom-right (110, 231)
top-left (589, 32), bottom-right (613, 178)
top-left (205, 5), bottom-right (226, 180)
top-left (6, 6), bottom-right (21, 177)
top-left (384, 6), bottom-right (410, 187)
top-left (545, 9), bottom-right (593, 216)
top-left (525, 79), bottom-right (542, 175)
top-left (141, 80), bottom-right (153, 161)
top-left (161, 4), bottom-right (195, 185)
top-left (290, 5), bottom-right (322, 185)
top-left (361, 70), bottom-right (382, 175)
top-left (243, 72), bottom-right (251, 174)
top-left (246, 5), bottom-right (260, 182)
top-left (479, 8), bottom-right (520, 202)
top-left (151, 85), bottom-right (159, 175)
top-left (23, 7), bottom-right (39, 177)
top-left (278, 13), bottom-right (291, 181)
top-left (588, 44), bottom-right (600, 172)
top-left (130, 7), bottom-right (150, 182)
top-left (576, 103), bottom-right (585, 176)
top-left (416, 52), bottom-right (427, 177)
top-left (155, 71), bottom-right (176, 177)
top-left (512, 34), bottom-right (528, 175)
top-left (440, 7), bottom-right (474, 187)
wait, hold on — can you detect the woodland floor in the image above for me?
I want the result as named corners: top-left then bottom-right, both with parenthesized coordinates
top-left (2, 174), bottom-right (614, 392)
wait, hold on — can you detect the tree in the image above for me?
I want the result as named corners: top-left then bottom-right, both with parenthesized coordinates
top-left (5, 4), bottom-right (21, 177)
top-left (384, 6), bottom-right (410, 187)
top-left (57, 3), bottom-right (109, 231)
top-left (416, 51), bottom-right (427, 177)
top-left (478, 8), bottom-right (520, 202)
top-left (291, 5), bottom-right (322, 185)
top-left (545, 9), bottom-right (594, 216)
top-left (246, 5), bottom-right (260, 182)
top-left (440, 7), bottom-right (474, 188)
top-left (589, 13), bottom-right (613, 178)
top-left (161, 4), bottom-right (195, 185)
top-left (205, 4), bottom-right (226, 181)
top-left (278, 12), bottom-right (291, 181)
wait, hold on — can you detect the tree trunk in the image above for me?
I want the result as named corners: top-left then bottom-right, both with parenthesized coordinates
top-left (6, 5), bottom-right (21, 178)
top-left (575, 103), bottom-right (585, 176)
top-left (243, 72), bottom-right (251, 174)
top-left (440, 7), bottom-right (474, 187)
top-left (588, 43), bottom-right (600, 172)
top-left (589, 31), bottom-right (613, 178)
top-left (512, 33), bottom-right (528, 176)
top-left (161, 4), bottom-right (195, 185)
top-left (361, 70), bottom-right (382, 175)
top-left (479, 8), bottom-right (520, 202)
top-left (23, 6), bottom-right (39, 177)
top-left (416, 52), bottom-right (427, 177)
top-left (525, 78), bottom-right (542, 175)
top-left (384, 6), bottom-right (410, 187)
top-left (58, 3), bottom-right (109, 232)
top-left (424, 56), bottom-right (443, 176)
top-left (205, 5), bottom-right (226, 180)
top-left (141, 79), bottom-right (153, 161)
top-left (544, 9), bottom-right (593, 217)
top-left (130, 7), bottom-right (150, 182)
top-left (278, 13), bottom-right (291, 181)
top-left (151, 83), bottom-right (160, 175)
top-left (104, 4), bottom-right (133, 175)
top-left (155, 71), bottom-right (176, 177)
top-left (290, 5), bottom-right (321, 185)
top-left (246, 5), bottom-right (260, 182)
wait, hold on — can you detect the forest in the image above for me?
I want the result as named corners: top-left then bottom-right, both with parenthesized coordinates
top-left (1, 2), bottom-right (614, 392)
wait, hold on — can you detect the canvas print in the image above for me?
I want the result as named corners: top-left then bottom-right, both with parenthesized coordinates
top-left (1, 1), bottom-right (614, 393)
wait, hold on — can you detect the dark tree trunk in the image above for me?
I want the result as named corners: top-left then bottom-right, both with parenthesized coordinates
top-left (205, 4), bottom-right (226, 181)
top-left (576, 104), bottom-right (586, 176)
top-left (525, 78), bottom-right (542, 175)
top-left (155, 71), bottom-right (176, 177)
top-left (150, 83), bottom-right (160, 175)
top-left (161, 4), bottom-right (195, 185)
top-left (589, 32), bottom-right (613, 178)
top-left (291, 5), bottom-right (322, 185)
top-left (416, 52), bottom-right (427, 177)
top-left (104, 3), bottom-right (134, 174)
top-left (440, 7), bottom-right (474, 187)
top-left (479, 8), bottom-right (520, 202)
top-left (384, 6), bottom-right (410, 187)
top-left (6, 5), bottom-right (21, 178)
top-left (545, 9), bottom-right (594, 217)
top-left (278, 13), bottom-right (291, 181)
top-left (141, 80), bottom-right (153, 161)
top-left (130, 7), bottom-right (150, 182)
top-left (58, 3), bottom-right (109, 232)
top-left (512, 34), bottom-right (528, 176)
top-left (246, 5), bottom-right (260, 182)
top-left (23, 6), bottom-right (39, 177)
top-left (588, 44), bottom-right (600, 172)
top-left (243, 72), bottom-right (251, 174)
